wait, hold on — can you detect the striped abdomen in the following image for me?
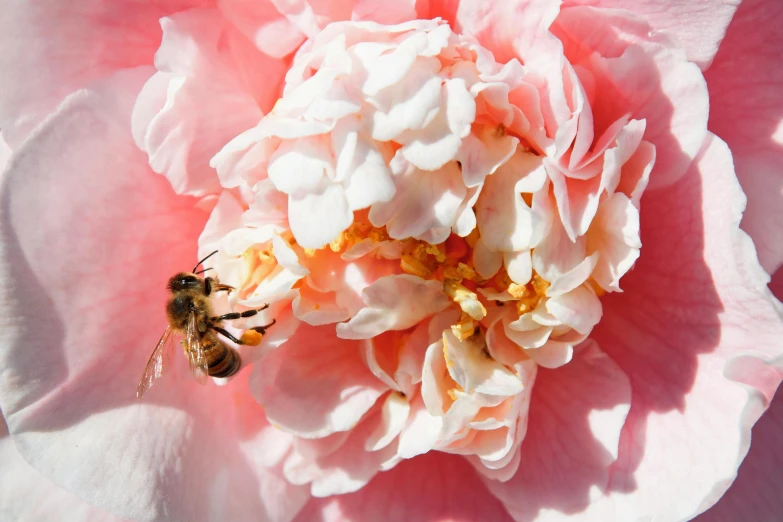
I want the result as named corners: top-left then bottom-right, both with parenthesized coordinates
top-left (203, 336), bottom-right (241, 378)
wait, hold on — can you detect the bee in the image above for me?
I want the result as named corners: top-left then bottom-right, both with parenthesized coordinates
top-left (136, 251), bottom-right (275, 399)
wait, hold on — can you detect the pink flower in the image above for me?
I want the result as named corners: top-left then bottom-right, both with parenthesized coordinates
top-left (1, 1), bottom-right (782, 521)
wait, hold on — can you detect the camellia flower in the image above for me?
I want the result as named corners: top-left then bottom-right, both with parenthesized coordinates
top-left (1, 0), bottom-right (782, 521)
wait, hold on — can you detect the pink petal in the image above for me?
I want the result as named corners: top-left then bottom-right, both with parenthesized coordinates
top-left (580, 135), bottom-right (783, 520)
top-left (553, 6), bottom-right (709, 189)
top-left (252, 323), bottom-right (386, 438)
top-left (364, 392), bottom-right (410, 451)
top-left (0, 415), bottom-right (125, 521)
top-left (704, 0), bottom-right (783, 274)
top-left (132, 8), bottom-right (288, 197)
top-left (449, 0), bottom-right (562, 63)
top-left (352, 0), bottom-right (418, 24)
top-left (481, 342), bottom-right (632, 520)
top-left (293, 451), bottom-right (516, 522)
top-left (0, 69), bottom-right (308, 522)
top-left (283, 409), bottom-right (397, 496)
top-left (694, 384), bottom-right (783, 522)
top-left (0, 132), bottom-right (10, 171)
top-left (563, 0), bottom-right (740, 69)
top-left (337, 275), bottom-right (451, 339)
top-left (218, 0), bottom-right (307, 58)
top-left (0, 0), bottom-right (213, 147)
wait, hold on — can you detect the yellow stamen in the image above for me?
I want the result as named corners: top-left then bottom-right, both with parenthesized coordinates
top-left (507, 283), bottom-right (529, 299)
top-left (425, 244), bottom-right (447, 263)
top-left (456, 262), bottom-right (476, 280)
top-left (401, 254), bottom-right (433, 278)
top-left (303, 248), bottom-right (317, 258)
top-left (531, 272), bottom-right (550, 295)
top-left (451, 312), bottom-right (477, 341)
top-left (329, 232), bottom-right (346, 252)
top-left (444, 279), bottom-right (487, 320)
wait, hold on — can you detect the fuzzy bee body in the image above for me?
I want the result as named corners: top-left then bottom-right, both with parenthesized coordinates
top-left (136, 252), bottom-right (274, 399)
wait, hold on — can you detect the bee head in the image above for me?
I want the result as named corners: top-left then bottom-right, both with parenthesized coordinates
top-left (168, 272), bottom-right (202, 292)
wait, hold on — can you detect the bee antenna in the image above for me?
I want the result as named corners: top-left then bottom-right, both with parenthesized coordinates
top-left (194, 267), bottom-right (213, 275)
top-left (193, 250), bottom-right (218, 273)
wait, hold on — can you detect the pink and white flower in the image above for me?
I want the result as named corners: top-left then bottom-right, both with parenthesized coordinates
top-left (1, 0), bottom-right (782, 521)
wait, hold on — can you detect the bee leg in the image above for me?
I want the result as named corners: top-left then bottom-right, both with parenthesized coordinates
top-left (213, 326), bottom-right (243, 344)
top-left (213, 325), bottom-right (270, 347)
top-left (250, 319), bottom-right (276, 335)
top-left (213, 283), bottom-right (235, 294)
top-left (211, 304), bottom-right (270, 324)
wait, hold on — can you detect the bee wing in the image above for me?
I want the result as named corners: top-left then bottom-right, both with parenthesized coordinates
top-left (185, 311), bottom-right (209, 386)
top-left (136, 325), bottom-right (174, 399)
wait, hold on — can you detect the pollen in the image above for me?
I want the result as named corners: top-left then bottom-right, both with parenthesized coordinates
top-left (401, 254), bottom-right (433, 278)
top-left (329, 232), bottom-right (347, 252)
top-left (451, 312), bottom-right (477, 341)
top-left (508, 271), bottom-right (550, 316)
top-left (424, 243), bottom-right (447, 263)
top-left (240, 329), bottom-right (263, 346)
top-left (444, 279), bottom-right (487, 321)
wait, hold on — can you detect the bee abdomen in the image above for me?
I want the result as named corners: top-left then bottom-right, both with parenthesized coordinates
top-left (207, 344), bottom-right (241, 378)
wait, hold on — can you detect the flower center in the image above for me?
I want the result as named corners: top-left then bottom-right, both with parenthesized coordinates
top-left (204, 16), bottom-right (652, 492)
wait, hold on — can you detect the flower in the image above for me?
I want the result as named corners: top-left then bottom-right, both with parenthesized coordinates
top-left (1, 1), bottom-right (782, 522)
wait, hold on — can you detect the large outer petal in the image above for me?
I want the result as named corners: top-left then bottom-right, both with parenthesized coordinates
top-left (0, 415), bottom-right (126, 521)
top-left (552, 6), bottom-right (709, 190)
top-left (132, 7), bottom-right (289, 197)
top-left (704, 0), bottom-right (783, 274)
top-left (480, 341), bottom-right (631, 521)
top-left (293, 451), bottom-right (516, 522)
top-left (0, 0), bottom-right (213, 147)
top-left (696, 260), bottom-right (783, 522)
top-left (0, 68), bottom-right (307, 522)
top-left (694, 384), bottom-right (783, 521)
top-left (486, 136), bottom-right (783, 521)
top-left (562, 0), bottom-right (740, 69)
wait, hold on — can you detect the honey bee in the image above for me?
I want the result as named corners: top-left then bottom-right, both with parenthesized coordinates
top-left (136, 251), bottom-right (275, 399)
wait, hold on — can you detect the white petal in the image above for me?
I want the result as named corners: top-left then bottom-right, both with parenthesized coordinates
top-left (456, 125), bottom-right (519, 187)
top-left (473, 238), bottom-right (503, 280)
top-left (525, 340), bottom-right (574, 369)
top-left (369, 154), bottom-right (466, 241)
top-left (400, 79), bottom-right (476, 171)
top-left (332, 119), bottom-right (396, 210)
top-left (546, 285), bottom-right (603, 335)
top-left (336, 275), bottom-right (450, 339)
top-left (365, 393), bottom-right (411, 452)
top-left (368, 57), bottom-right (442, 141)
top-left (476, 151), bottom-right (547, 252)
top-left (546, 252), bottom-right (599, 297)
top-left (504, 250), bottom-right (533, 285)
top-left (586, 193), bottom-right (642, 292)
top-left (398, 394), bottom-right (443, 458)
top-left (267, 135), bottom-right (334, 195)
top-left (443, 330), bottom-right (524, 396)
top-left (288, 182), bottom-right (352, 249)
